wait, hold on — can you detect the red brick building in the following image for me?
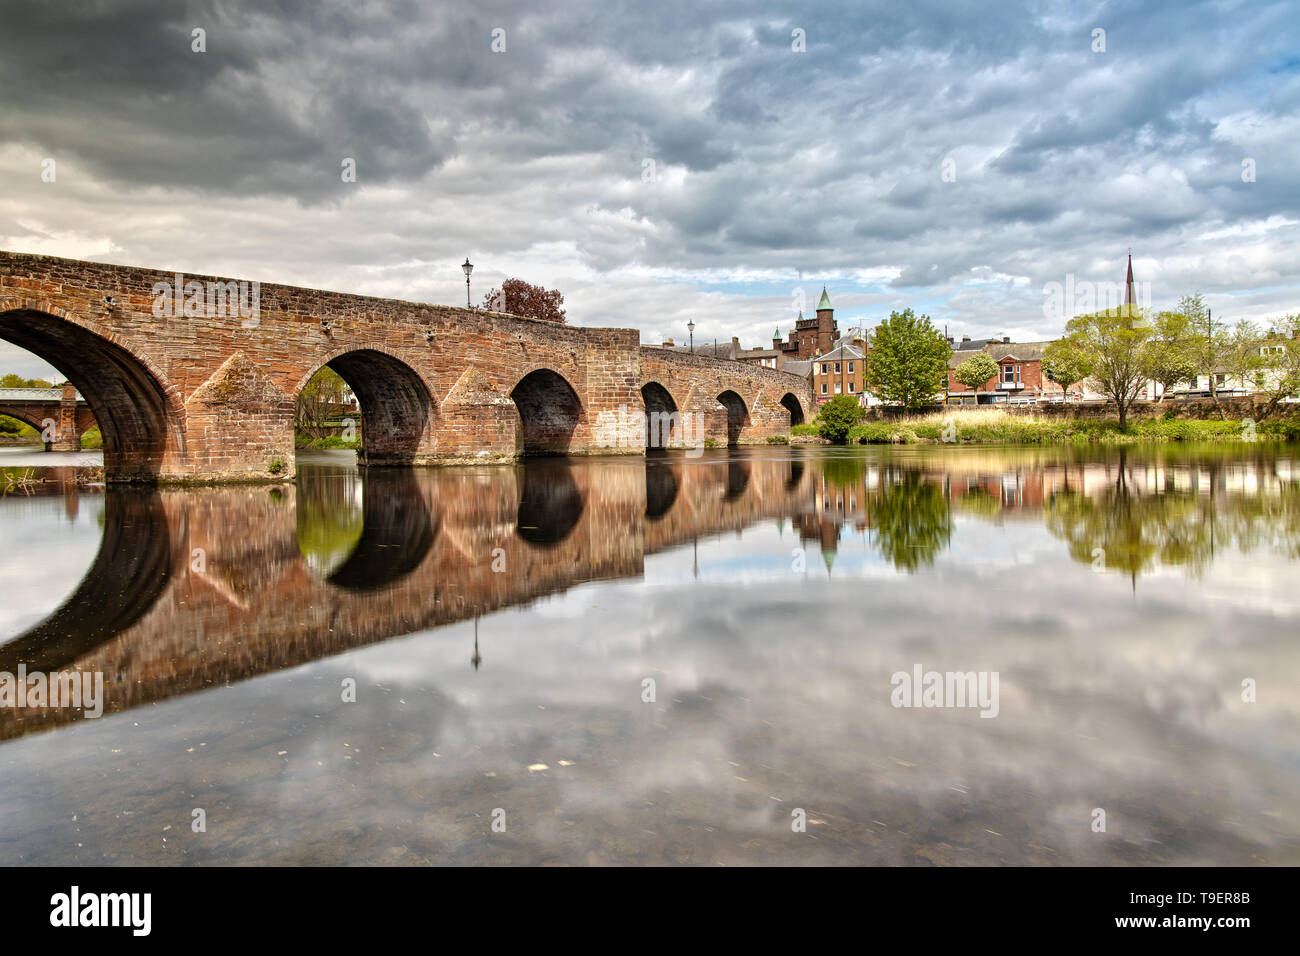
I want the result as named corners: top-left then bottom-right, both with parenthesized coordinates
top-left (773, 288), bottom-right (839, 362)
top-left (946, 341), bottom-right (1065, 404)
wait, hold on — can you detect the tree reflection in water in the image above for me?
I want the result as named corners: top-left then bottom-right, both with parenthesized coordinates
top-left (1044, 447), bottom-right (1300, 582)
top-left (867, 470), bottom-right (953, 572)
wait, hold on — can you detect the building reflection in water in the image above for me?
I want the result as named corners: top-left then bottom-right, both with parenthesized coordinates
top-left (1, 444), bottom-right (1298, 740)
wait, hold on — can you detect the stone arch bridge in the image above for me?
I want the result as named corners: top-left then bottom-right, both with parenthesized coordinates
top-left (0, 252), bottom-right (812, 482)
top-left (0, 383), bottom-right (95, 451)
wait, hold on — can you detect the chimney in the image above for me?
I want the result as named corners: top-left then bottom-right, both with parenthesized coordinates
top-left (662, 337), bottom-right (674, 347)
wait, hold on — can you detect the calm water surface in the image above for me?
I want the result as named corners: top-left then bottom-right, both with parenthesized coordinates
top-left (0, 442), bottom-right (1297, 865)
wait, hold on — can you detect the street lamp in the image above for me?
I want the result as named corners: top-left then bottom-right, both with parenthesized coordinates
top-left (688, 319), bottom-right (695, 354)
top-left (462, 257), bottom-right (473, 309)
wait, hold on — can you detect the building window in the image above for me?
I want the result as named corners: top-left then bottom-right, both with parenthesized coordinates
top-left (847, 382), bottom-right (855, 393)
top-left (1003, 364), bottom-right (1021, 383)
top-left (848, 361), bottom-right (854, 373)
top-left (834, 362), bottom-right (841, 373)
top-left (822, 363), bottom-right (829, 374)
top-left (834, 382), bottom-right (842, 394)
top-left (820, 382), bottom-right (827, 394)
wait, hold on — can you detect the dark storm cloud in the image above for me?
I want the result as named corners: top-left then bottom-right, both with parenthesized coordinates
top-left (0, 0), bottom-right (1297, 339)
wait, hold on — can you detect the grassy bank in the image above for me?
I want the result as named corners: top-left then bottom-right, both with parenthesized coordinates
top-left (842, 409), bottom-right (1300, 445)
top-left (295, 435), bottom-right (360, 450)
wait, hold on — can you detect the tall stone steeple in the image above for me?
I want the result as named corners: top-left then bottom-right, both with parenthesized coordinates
top-left (1124, 251), bottom-right (1136, 310)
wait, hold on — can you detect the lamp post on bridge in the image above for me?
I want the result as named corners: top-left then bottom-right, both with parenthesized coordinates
top-left (462, 258), bottom-right (474, 309)
top-left (688, 319), bottom-right (695, 354)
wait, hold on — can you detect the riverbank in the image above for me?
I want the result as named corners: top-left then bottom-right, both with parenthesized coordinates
top-left (795, 409), bottom-right (1300, 445)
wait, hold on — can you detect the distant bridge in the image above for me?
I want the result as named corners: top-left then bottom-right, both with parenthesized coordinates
top-left (0, 384), bottom-right (95, 451)
top-left (0, 252), bottom-right (813, 482)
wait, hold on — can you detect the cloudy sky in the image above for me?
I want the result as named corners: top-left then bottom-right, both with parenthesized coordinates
top-left (1, 0), bottom-right (1298, 378)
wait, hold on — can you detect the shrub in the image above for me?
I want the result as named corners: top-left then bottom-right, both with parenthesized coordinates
top-left (816, 395), bottom-right (865, 443)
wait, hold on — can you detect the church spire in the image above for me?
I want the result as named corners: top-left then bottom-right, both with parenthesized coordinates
top-left (1124, 251), bottom-right (1136, 309)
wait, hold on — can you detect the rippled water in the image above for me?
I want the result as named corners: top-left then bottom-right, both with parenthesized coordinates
top-left (0, 442), bottom-right (1297, 865)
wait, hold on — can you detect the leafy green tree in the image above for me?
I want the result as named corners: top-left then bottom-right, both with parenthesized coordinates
top-left (864, 308), bottom-right (951, 408)
top-left (296, 366), bottom-right (351, 440)
top-left (1043, 339), bottom-right (1090, 400)
top-left (0, 373), bottom-right (53, 388)
top-left (1142, 310), bottom-right (1200, 402)
top-left (1180, 292), bottom-right (1231, 413)
top-left (953, 353), bottom-right (998, 397)
top-left (1253, 315), bottom-right (1300, 422)
top-left (1224, 319), bottom-right (1266, 394)
top-left (815, 394), bottom-right (864, 443)
top-left (1058, 306), bottom-right (1151, 430)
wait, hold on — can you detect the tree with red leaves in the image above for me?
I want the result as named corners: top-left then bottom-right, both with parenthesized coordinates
top-left (482, 278), bottom-right (567, 323)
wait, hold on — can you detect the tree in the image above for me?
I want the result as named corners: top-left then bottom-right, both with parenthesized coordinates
top-left (296, 366), bottom-right (350, 440)
top-left (816, 394), bottom-right (864, 443)
top-left (1253, 315), bottom-right (1300, 422)
top-left (1181, 292), bottom-right (1230, 414)
top-left (482, 278), bottom-right (567, 323)
top-left (0, 373), bottom-right (53, 388)
top-left (864, 308), bottom-right (951, 409)
top-left (953, 353), bottom-right (998, 398)
top-left (1142, 310), bottom-right (1200, 402)
top-left (1059, 306), bottom-right (1151, 430)
top-left (1043, 339), bottom-right (1090, 400)
top-left (1223, 319), bottom-right (1266, 395)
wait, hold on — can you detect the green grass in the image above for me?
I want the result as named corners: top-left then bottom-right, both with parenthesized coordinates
top-left (846, 411), bottom-right (1298, 446)
top-left (295, 435), bottom-right (360, 449)
top-left (0, 415), bottom-right (39, 440)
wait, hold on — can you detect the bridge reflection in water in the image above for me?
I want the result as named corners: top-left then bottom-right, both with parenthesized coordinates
top-left (2, 444), bottom-right (1300, 742)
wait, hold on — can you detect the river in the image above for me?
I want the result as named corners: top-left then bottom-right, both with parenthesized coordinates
top-left (0, 442), bottom-right (1297, 865)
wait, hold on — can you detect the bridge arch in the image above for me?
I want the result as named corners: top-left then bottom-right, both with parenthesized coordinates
top-left (516, 460), bottom-right (584, 545)
top-left (780, 392), bottom-right (806, 427)
top-left (716, 389), bottom-right (750, 446)
top-left (0, 407), bottom-right (44, 434)
top-left (640, 381), bottom-right (681, 450)
top-left (510, 367), bottom-right (584, 455)
top-left (292, 348), bottom-right (434, 467)
top-left (323, 470), bottom-right (438, 591)
top-left (0, 303), bottom-right (184, 480)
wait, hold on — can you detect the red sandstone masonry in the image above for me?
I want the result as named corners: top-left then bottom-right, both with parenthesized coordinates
top-left (0, 251), bottom-right (812, 480)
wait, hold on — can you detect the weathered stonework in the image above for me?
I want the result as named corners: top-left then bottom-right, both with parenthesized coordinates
top-left (0, 251), bottom-right (813, 482)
